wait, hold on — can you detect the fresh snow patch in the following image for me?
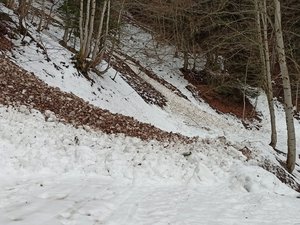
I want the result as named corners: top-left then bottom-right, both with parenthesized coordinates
top-left (0, 106), bottom-right (300, 225)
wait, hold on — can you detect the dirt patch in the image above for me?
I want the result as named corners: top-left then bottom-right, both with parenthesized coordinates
top-left (182, 69), bottom-right (257, 120)
top-left (196, 84), bottom-right (256, 119)
top-left (0, 56), bottom-right (193, 143)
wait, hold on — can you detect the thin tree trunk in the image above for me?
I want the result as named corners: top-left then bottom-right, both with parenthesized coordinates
top-left (274, 0), bottom-right (296, 173)
top-left (44, 0), bottom-right (59, 29)
top-left (81, 0), bottom-right (91, 58)
top-left (116, 0), bottom-right (125, 41)
top-left (296, 80), bottom-right (299, 111)
top-left (91, 0), bottom-right (110, 68)
top-left (62, 27), bottom-right (69, 44)
top-left (183, 50), bottom-right (188, 70)
top-left (259, 0), bottom-right (277, 148)
top-left (37, 0), bottom-right (45, 32)
top-left (17, 0), bottom-right (30, 35)
top-left (92, 0), bottom-right (108, 61)
top-left (79, 0), bottom-right (84, 46)
top-left (85, 0), bottom-right (96, 58)
top-left (104, 0), bottom-right (111, 46)
top-left (243, 59), bottom-right (249, 121)
top-left (62, 0), bottom-right (70, 44)
top-left (102, 0), bottom-right (125, 68)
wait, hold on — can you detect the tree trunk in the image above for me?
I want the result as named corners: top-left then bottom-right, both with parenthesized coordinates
top-left (81, 0), bottom-right (91, 59)
top-left (183, 50), bottom-right (189, 70)
top-left (103, 0), bottom-right (111, 48)
top-left (62, 27), bottom-right (69, 44)
top-left (85, 0), bottom-right (96, 58)
top-left (37, 0), bottom-right (45, 32)
top-left (296, 80), bottom-right (299, 111)
top-left (79, 0), bottom-right (84, 45)
top-left (44, 0), bottom-right (59, 29)
top-left (17, 0), bottom-right (30, 35)
top-left (274, 0), bottom-right (296, 173)
top-left (92, 0), bottom-right (108, 61)
top-left (256, 0), bottom-right (277, 148)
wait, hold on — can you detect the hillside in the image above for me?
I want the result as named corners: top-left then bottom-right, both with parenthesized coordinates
top-left (1, 2), bottom-right (300, 224)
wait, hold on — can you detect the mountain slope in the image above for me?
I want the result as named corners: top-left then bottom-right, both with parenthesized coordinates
top-left (1, 2), bottom-right (300, 224)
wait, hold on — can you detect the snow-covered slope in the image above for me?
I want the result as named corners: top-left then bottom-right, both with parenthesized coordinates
top-left (2, 4), bottom-right (300, 150)
top-left (1, 2), bottom-right (300, 224)
top-left (1, 106), bottom-right (300, 225)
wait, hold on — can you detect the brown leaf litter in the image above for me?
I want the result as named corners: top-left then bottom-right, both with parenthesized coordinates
top-left (0, 56), bottom-right (194, 143)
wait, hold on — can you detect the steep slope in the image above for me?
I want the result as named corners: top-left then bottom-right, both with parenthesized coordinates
top-left (1, 2), bottom-right (300, 224)
top-left (0, 56), bottom-right (189, 142)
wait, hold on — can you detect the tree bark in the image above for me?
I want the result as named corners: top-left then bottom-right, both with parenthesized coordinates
top-left (257, 0), bottom-right (277, 148)
top-left (37, 0), bottom-right (45, 32)
top-left (85, 0), bottom-right (96, 58)
top-left (79, 0), bottom-right (84, 45)
top-left (296, 80), bottom-right (299, 111)
top-left (274, 0), bottom-right (296, 173)
top-left (17, 0), bottom-right (31, 35)
top-left (92, 0), bottom-right (108, 61)
top-left (81, 0), bottom-right (91, 59)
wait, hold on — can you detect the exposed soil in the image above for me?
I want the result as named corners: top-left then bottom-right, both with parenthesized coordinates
top-left (196, 84), bottom-right (256, 119)
top-left (0, 56), bottom-right (193, 143)
top-left (181, 69), bottom-right (257, 120)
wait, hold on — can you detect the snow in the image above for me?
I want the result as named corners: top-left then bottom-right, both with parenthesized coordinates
top-left (1, 106), bottom-right (300, 225)
top-left (9, 28), bottom-right (193, 135)
top-left (4, 4), bottom-right (299, 150)
top-left (1, 3), bottom-right (300, 224)
top-left (2, 178), bottom-right (300, 225)
top-left (119, 23), bottom-right (206, 106)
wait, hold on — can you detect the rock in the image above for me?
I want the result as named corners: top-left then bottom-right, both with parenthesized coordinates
top-left (182, 151), bottom-right (192, 157)
top-left (18, 105), bottom-right (30, 115)
top-left (45, 110), bottom-right (57, 122)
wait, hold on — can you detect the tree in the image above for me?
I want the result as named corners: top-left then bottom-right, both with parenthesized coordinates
top-left (59, 0), bottom-right (80, 45)
top-left (16, 0), bottom-right (32, 35)
top-left (37, 0), bottom-right (45, 32)
top-left (77, 0), bottom-right (111, 73)
top-left (273, 0), bottom-right (296, 173)
top-left (254, 0), bottom-right (277, 148)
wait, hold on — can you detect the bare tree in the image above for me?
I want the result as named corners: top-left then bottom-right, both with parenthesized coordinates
top-left (91, 0), bottom-right (108, 64)
top-left (255, 0), bottom-right (277, 148)
top-left (37, 0), bottom-right (45, 32)
top-left (77, 0), bottom-right (111, 73)
top-left (273, 0), bottom-right (296, 173)
top-left (17, 0), bottom-right (32, 35)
